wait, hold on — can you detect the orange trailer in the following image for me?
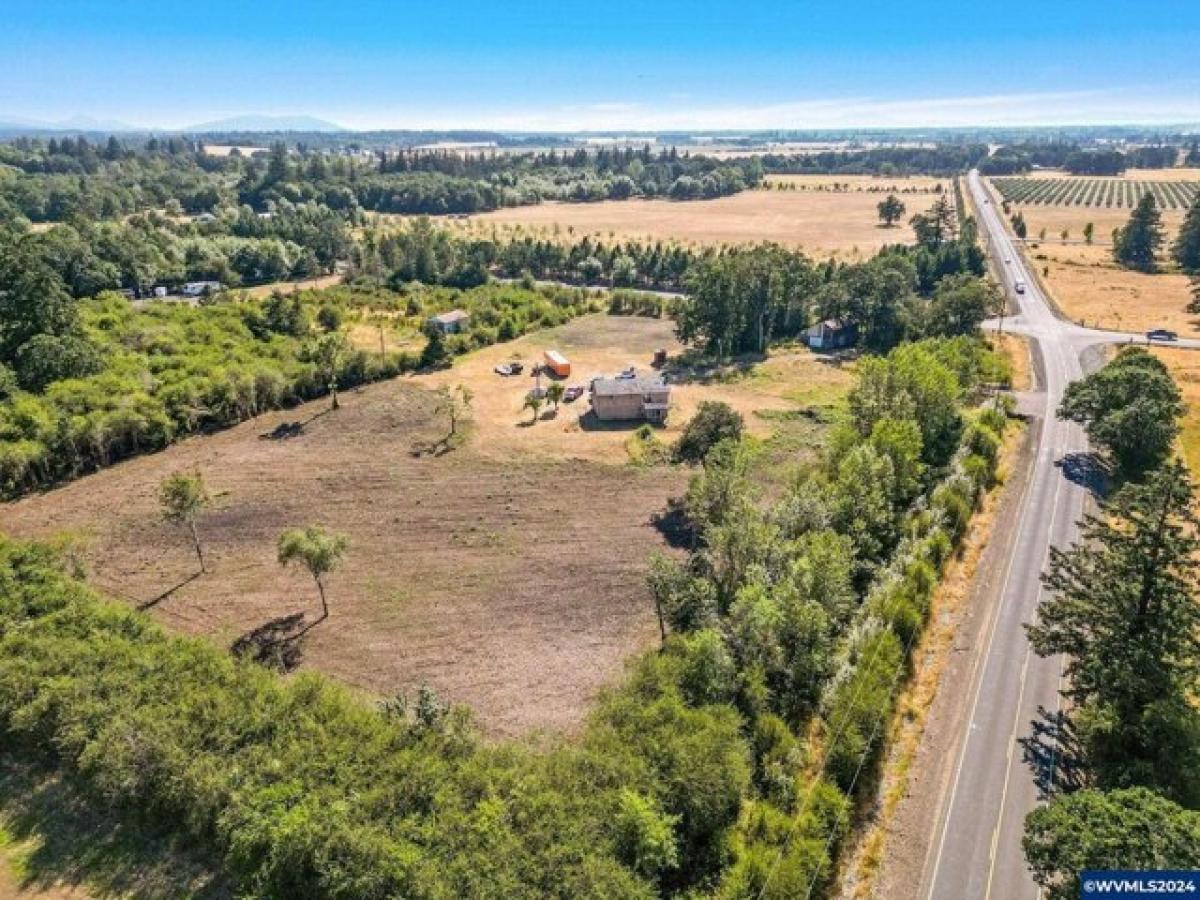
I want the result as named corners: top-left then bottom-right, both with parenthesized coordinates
top-left (543, 349), bottom-right (571, 378)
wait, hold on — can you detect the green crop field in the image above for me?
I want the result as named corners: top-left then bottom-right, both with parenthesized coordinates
top-left (991, 176), bottom-right (1200, 209)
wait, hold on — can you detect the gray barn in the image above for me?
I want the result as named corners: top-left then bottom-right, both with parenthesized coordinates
top-left (590, 376), bottom-right (671, 423)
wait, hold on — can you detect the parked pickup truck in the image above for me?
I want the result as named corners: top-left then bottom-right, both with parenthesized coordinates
top-left (563, 385), bottom-right (585, 402)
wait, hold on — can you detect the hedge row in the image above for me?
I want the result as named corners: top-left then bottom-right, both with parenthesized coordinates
top-left (820, 404), bottom-right (1008, 793)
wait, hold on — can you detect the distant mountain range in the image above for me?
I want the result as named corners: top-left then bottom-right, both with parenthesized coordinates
top-left (0, 113), bottom-right (346, 134)
top-left (183, 114), bottom-right (345, 133)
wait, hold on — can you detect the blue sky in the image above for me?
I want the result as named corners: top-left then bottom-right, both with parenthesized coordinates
top-left (2, 0), bottom-right (1198, 130)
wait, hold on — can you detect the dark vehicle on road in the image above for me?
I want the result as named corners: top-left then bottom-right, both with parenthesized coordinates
top-left (1147, 328), bottom-right (1178, 342)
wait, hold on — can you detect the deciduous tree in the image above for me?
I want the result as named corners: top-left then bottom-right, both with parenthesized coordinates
top-left (1057, 348), bottom-right (1182, 476)
top-left (278, 525), bottom-right (349, 621)
top-left (159, 471), bottom-right (211, 573)
top-left (876, 194), bottom-right (906, 227)
top-left (1024, 788), bottom-right (1200, 900)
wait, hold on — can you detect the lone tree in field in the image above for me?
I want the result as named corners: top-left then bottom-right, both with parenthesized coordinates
top-left (1057, 347), bottom-right (1183, 477)
top-left (1113, 193), bottom-right (1165, 273)
top-left (278, 526), bottom-right (349, 622)
top-left (523, 393), bottom-right (544, 423)
top-left (1173, 194), bottom-right (1200, 272)
top-left (1083, 221), bottom-right (1095, 245)
top-left (876, 194), bottom-right (906, 227)
top-left (1011, 211), bottom-right (1028, 239)
top-left (545, 382), bottom-right (565, 411)
top-left (160, 472), bottom-right (211, 573)
top-left (434, 383), bottom-right (473, 442)
top-left (304, 331), bottom-right (349, 410)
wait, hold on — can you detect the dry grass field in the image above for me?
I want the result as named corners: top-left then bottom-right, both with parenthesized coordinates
top-left (415, 314), bottom-right (853, 463)
top-left (442, 183), bottom-right (946, 258)
top-left (0, 315), bottom-right (850, 738)
top-left (1027, 242), bottom-right (1197, 336)
top-left (1151, 348), bottom-right (1200, 476)
top-left (1009, 206), bottom-right (1185, 247)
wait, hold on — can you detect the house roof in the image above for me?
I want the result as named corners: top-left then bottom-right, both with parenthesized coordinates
top-left (592, 376), bottom-right (669, 397)
top-left (431, 309), bottom-right (470, 324)
top-left (810, 318), bottom-right (852, 331)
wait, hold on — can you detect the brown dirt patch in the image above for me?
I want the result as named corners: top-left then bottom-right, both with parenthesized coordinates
top-left (238, 274), bottom-right (344, 299)
top-left (0, 373), bottom-right (690, 739)
top-left (427, 187), bottom-right (946, 259)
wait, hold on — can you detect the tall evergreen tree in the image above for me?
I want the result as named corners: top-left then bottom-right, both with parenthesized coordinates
top-left (1172, 194), bottom-right (1200, 272)
top-left (1027, 461), bottom-right (1200, 801)
top-left (1113, 193), bottom-right (1165, 273)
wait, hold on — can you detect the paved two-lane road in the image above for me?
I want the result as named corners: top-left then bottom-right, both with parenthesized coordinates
top-left (919, 172), bottom-right (1200, 899)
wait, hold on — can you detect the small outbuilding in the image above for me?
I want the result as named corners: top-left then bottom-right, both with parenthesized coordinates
top-left (428, 309), bottom-right (471, 334)
top-left (591, 375), bottom-right (671, 424)
top-left (805, 318), bottom-right (858, 351)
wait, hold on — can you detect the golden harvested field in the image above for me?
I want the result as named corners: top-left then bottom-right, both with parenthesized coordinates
top-left (0, 315), bottom-right (850, 738)
top-left (200, 144), bottom-right (267, 157)
top-left (762, 174), bottom-right (948, 192)
top-left (1029, 242), bottom-right (1196, 336)
top-left (1010, 206), bottom-right (1184, 246)
top-left (445, 185), bottom-right (946, 258)
top-left (1151, 348), bottom-right (1200, 477)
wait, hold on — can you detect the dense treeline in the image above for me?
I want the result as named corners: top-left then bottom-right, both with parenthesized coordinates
top-left (4, 204), bottom-right (353, 299)
top-left (0, 137), bottom-right (765, 228)
top-left (979, 141), bottom-right (1182, 177)
top-left (756, 144), bottom-right (987, 177)
top-left (0, 331), bottom-right (1009, 898)
top-left (1022, 352), bottom-right (1200, 898)
top-left (0, 280), bottom-right (600, 497)
top-left (362, 200), bottom-right (992, 359)
top-left (675, 201), bottom-right (991, 356)
top-left (356, 217), bottom-right (700, 293)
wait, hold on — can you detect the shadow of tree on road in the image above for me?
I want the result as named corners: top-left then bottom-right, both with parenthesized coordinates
top-left (1055, 451), bottom-right (1109, 499)
top-left (1020, 704), bottom-right (1088, 800)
